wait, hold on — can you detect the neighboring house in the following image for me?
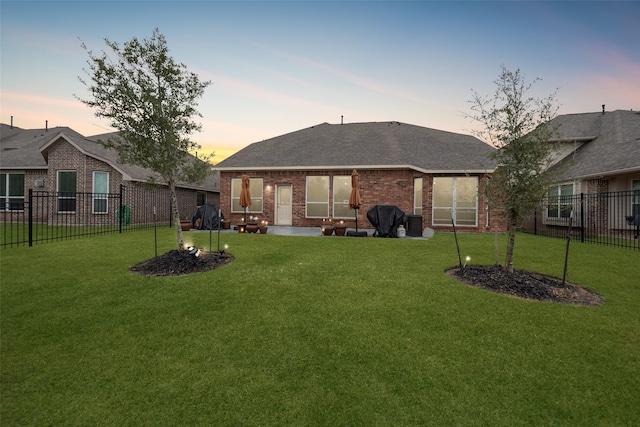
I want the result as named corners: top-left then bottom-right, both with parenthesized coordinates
top-left (216, 121), bottom-right (501, 234)
top-left (0, 123), bottom-right (219, 224)
top-left (535, 109), bottom-right (640, 234)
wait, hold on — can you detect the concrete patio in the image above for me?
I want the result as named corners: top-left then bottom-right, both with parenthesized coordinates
top-left (197, 225), bottom-right (427, 239)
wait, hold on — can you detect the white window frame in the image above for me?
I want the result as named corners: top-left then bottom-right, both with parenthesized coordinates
top-left (546, 183), bottom-right (574, 221)
top-left (231, 178), bottom-right (263, 213)
top-left (92, 171), bottom-right (109, 214)
top-left (1, 172), bottom-right (25, 211)
top-left (432, 176), bottom-right (478, 226)
top-left (632, 180), bottom-right (640, 216)
top-left (332, 176), bottom-right (352, 218)
top-left (57, 170), bottom-right (77, 213)
top-left (306, 176), bottom-right (329, 218)
top-left (414, 177), bottom-right (423, 215)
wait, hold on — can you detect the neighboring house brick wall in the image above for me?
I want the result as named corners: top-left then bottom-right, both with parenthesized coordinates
top-left (176, 187), bottom-right (200, 220)
top-left (586, 179), bottom-right (608, 194)
top-left (45, 139), bottom-right (117, 225)
top-left (26, 170), bottom-right (48, 191)
top-left (40, 139), bottom-right (218, 226)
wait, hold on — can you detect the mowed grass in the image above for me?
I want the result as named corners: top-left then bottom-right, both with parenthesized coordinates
top-left (1, 230), bottom-right (638, 426)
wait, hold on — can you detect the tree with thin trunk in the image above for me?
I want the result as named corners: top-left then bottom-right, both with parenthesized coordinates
top-left (77, 29), bottom-right (212, 250)
top-left (467, 66), bottom-right (559, 273)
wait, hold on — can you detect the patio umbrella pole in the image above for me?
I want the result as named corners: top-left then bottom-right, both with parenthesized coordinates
top-left (355, 209), bottom-right (358, 232)
top-left (240, 175), bottom-right (252, 228)
top-left (349, 170), bottom-right (362, 234)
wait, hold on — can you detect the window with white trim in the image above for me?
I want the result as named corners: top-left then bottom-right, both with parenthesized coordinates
top-left (632, 180), bottom-right (640, 216)
top-left (231, 178), bottom-right (263, 213)
top-left (432, 177), bottom-right (478, 226)
top-left (306, 176), bottom-right (329, 218)
top-left (1, 173), bottom-right (25, 211)
top-left (414, 177), bottom-right (423, 215)
top-left (57, 171), bottom-right (77, 212)
top-left (547, 184), bottom-right (573, 219)
top-left (333, 176), bottom-right (352, 218)
top-left (92, 171), bottom-right (109, 214)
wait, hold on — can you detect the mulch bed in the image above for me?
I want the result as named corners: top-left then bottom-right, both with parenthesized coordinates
top-left (446, 265), bottom-right (604, 306)
top-left (130, 249), bottom-right (233, 276)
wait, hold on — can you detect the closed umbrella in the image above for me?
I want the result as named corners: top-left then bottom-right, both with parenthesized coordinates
top-left (349, 169), bottom-right (362, 231)
top-left (239, 175), bottom-right (251, 223)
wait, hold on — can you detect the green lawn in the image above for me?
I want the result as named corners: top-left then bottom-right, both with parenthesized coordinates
top-left (1, 222), bottom-right (124, 247)
top-left (1, 230), bottom-right (638, 426)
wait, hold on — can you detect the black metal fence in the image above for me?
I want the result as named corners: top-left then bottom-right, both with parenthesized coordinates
top-left (1, 184), bottom-right (174, 248)
top-left (521, 190), bottom-right (640, 250)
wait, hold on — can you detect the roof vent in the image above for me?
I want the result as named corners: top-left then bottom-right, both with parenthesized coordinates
top-left (602, 104), bottom-right (605, 115)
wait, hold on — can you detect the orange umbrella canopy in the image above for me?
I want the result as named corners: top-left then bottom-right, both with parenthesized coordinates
top-left (239, 175), bottom-right (252, 208)
top-left (349, 169), bottom-right (362, 210)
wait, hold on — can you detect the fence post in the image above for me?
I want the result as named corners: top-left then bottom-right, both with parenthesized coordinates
top-left (28, 189), bottom-right (33, 247)
top-left (580, 193), bottom-right (585, 243)
top-left (534, 210), bottom-right (537, 235)
top-left (119, 184), bottom-right (124, 234)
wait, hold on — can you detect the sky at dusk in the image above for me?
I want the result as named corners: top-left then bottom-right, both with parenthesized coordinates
top-left (1, 1), bottom-right (639, 163)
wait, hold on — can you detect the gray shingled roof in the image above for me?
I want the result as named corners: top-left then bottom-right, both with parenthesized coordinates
top-left (549, 110), bottom-right (640, 180)
top-left (217, 121), bottom-right (497, 173)
top-left (0, 124), bottom-right (58, 169)
top-left (0, 124), bottom-right (219, 191)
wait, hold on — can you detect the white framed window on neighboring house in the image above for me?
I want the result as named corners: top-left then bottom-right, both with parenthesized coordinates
top-left (547, 183), bottom-right (574, 219)
top-left (1, 173), bottom-right (25, 211)
top-left (92, 171), bottom-right (109, 214)
top-left (306, 176), bottom-right (329, 218)
top-left (231, 178), bottom-right (263, 213)
top-left (432, 176), bottom-right (478, 226)
top-left (333, 176), bottom-right (352, 218)
top-left (631, 180), bottom-right (640, 216)
top-left (57, 170), bottom-right (77, 213)
top-left (414, 177), bottom-right (423, 215)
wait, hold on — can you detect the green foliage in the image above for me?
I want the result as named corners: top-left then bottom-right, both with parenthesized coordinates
top-left (77, 28), bottom-right (212, 248)
top-left (468, 66), bottom-right (559, 270)
top-left (2, 231), bottom-right (639, 425)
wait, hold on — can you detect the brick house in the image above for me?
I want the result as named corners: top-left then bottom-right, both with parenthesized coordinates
top-left (0, 123), bottom-right (219, 224)
top-left (216, 121), bottom-right (502, 234)
top-left (545, 109), bottom-right (640, 194)
top-left (527, 109), bottom-right (640, 236)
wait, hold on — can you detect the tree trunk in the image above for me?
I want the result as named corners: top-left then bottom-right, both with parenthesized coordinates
top-left (505, 217), bottom-right (517, 273)
top-left (169, 178), bottom-right (184, 250)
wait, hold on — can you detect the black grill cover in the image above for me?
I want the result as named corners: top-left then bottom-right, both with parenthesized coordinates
top-left (366, 205), bottom-right (407, 237)
top-left (191, 203), bottom-right (223, 230)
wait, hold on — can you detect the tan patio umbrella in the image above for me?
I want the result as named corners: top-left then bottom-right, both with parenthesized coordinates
top-left (239, 175), bottom-right (252, 223)
top-left (349, 169), bottom-right (362, 231)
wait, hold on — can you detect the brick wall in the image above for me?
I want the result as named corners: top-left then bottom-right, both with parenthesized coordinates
top-left (220, 169), bottom-right (500, 232)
